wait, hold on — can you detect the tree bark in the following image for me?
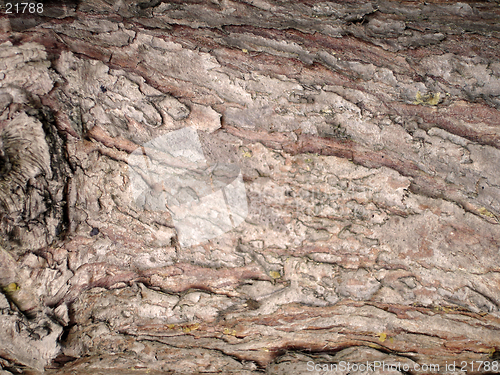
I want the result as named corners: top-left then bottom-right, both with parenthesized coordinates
top-left (1, 0), bottom-right (500, 374)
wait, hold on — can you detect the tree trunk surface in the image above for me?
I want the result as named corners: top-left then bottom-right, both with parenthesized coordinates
top-left (1, 0), bottom-right (500, 374)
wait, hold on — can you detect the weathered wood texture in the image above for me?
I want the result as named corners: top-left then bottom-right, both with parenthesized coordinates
top-left (1, 0), bottom-right (500, 374)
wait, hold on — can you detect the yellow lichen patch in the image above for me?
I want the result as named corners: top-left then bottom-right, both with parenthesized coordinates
top-left (182, 323), bottom-right (200, 333)
top-left (242, 49), bottom-right (248, 53)
top-left (240, 147), bottom-right (252, 158)
top-left (378, 332), bottom-right (387, 343)
top-left (414, 91), bottom-right (441, 105)
top-left (269, 271), bottom-right (281, 279)
top-left (479, 207), bottom-right (496, 218)
top-left (167, 324), bottom-right (175, 329)
top-left (476, 347), bottom-right (496, 355)
top-left (489, 348), bottom-right (497, 358)
top-left (223, 327), bottom-right (237, 336)
top-left (3, 282), bottom-right (19, 293)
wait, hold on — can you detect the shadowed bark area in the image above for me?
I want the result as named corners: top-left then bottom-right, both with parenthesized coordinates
top-left (0, 1), bottom-right (500, 374)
